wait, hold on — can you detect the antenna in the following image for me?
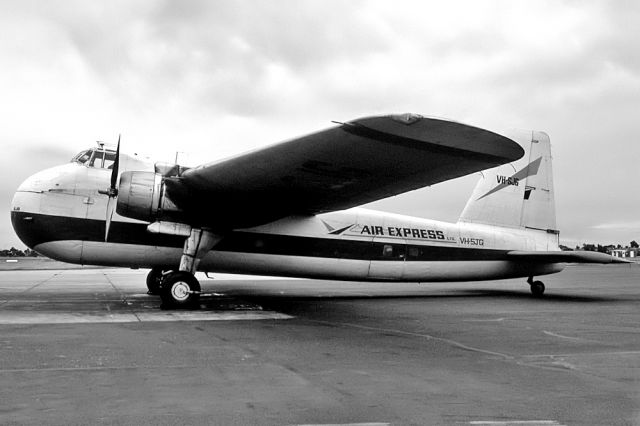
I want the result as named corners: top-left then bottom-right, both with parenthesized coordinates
top-left (174, 151), bottom-right (185, 165)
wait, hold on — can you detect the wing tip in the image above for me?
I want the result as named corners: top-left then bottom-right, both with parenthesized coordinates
top-left (346, 113), bottom-right (525, 164)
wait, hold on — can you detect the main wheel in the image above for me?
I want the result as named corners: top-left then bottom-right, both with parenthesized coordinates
top-left (146, 267), bottom-right (164, 295)
top-left (160, 271), bottom-right (201, 309)
top-left (530, 280), bottom-right (545, 297)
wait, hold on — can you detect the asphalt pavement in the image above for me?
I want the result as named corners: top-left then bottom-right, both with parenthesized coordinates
top-left (0, 264), bottom-right (639, 425)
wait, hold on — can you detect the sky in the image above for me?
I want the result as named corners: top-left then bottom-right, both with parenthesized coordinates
top-left (1, 0), bottom-right (639, 249)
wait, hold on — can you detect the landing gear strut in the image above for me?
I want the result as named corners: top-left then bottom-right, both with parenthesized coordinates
top-left (159, 228), bottom-right (221, 309)
top-left (528, 276), bottom-right (545, 297)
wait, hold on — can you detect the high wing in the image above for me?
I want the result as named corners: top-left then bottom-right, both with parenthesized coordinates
top-left (164, 114), bottom-right (524, 229)
top-left (507, 250), bottom-right (632, 264)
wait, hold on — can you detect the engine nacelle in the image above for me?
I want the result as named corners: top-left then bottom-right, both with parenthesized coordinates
top-left (116, 171), bottom-right (182, 222)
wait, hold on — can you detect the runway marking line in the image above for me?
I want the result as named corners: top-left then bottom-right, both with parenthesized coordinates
top-left (469, 421), bottom-right (565, 425)
top-left (294, 423), bottom-right (390, 426)
top-left (0, 311), bottom-right (293, 324)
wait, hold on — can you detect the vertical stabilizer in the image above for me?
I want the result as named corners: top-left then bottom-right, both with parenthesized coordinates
top-left (458, 130), bottom-right (556, 232)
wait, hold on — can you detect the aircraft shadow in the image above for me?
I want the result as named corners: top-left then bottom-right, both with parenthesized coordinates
top-left (213, 288), bottom-right (625, 305)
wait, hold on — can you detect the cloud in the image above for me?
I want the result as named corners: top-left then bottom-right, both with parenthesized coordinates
top-left (0, 143), bottom-right (74, 247)
top-left (1, 0), bottom-right (639, 247)
top-left (20, 0), bottom-right (398, 119)
top-left (591, 221), bottom-right (640, 231)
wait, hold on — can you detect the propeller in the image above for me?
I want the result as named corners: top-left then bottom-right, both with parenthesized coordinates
top-left (98, 135), bottom-right (120, 241)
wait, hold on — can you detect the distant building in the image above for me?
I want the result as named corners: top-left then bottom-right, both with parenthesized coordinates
top-left (609, 248), bottom-right (639, 258)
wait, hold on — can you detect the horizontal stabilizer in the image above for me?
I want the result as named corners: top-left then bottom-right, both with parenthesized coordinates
top-left (507, 250), bottom-right (632, 264)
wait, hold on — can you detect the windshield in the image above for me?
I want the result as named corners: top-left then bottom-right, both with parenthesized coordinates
top-left (72, 149), bottom-right (117, 169)
top-left (72, 150), bottom-right (92, 164)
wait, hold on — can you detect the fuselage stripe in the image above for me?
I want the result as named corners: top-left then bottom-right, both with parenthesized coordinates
top-left (12, 211), bottom-right (512, 262)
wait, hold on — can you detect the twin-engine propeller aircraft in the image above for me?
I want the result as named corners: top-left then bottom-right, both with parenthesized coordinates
top-left (11, 114), bottom-right (626, 308)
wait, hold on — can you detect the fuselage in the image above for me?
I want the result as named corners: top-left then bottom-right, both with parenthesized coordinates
top-left (10, 156), bottom-right (564, 282)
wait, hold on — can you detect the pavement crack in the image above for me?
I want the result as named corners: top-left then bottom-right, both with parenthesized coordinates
top-left (541, 330), bottom-right (604, 344)
top-left (102, 272), bottom-right (142, 322)
top-left (0, 273), bottom-right (60, 308)
top-left (308, 319), bottom-right (514, 360)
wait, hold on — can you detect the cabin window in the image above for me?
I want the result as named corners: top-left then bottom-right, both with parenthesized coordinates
top-left (381, 244), bottom-right (406, 260)
top-left (407, 247), bottom-right (421, 258)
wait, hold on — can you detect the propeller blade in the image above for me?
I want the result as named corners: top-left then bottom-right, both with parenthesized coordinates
top-left (105, 196), bottom-right (116, 242)
top-left (104, 134), bottom-right (121, 242)
top-left (110, 134), bottom-right (120, 192)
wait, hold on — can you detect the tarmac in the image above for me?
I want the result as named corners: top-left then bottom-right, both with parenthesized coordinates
top-left (0, 264), bottom-right (639, 425)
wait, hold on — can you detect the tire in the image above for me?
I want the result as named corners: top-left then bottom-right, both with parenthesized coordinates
top-left (530, 280), bottom-right (545, 297)
top-left (146, 267), bottom-right (164, 295)
top-left (160, 271), bottom-right (201, 309)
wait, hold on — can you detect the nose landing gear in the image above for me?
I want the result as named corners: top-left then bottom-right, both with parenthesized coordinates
top-left (528, 276), bottom-right (545, 297)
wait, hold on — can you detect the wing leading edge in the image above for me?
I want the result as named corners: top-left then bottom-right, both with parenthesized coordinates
top-left (165, 114), bottom-right (524, 229)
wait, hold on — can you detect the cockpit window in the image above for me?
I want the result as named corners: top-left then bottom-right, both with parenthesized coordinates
top-left (72, 148), bottom-right (117, 169)
top-left (72, 150), bottom-right (92, 164)
top-left (89, 150), bottom-right (117, 169)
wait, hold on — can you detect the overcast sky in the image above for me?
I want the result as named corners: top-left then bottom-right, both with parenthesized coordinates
top-left (2, 0), bottom-right (639, 248)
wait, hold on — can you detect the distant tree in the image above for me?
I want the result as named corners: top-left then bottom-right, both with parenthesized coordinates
top-left (582, 243), bottom-right (596, 252)
top-left (631, 240), bottom-right (639, 248)
top-left (559, 245), bottom-right (573, 251)
top-left (9, 247), bottom-right (25, 257)
top-left (0, 247), bottom-right (33, 257)
top-left (24, 249), bottom-right (39, 257)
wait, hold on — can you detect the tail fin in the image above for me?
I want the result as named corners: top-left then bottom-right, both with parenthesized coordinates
top-left (457, 130), bottom-right (557, 232)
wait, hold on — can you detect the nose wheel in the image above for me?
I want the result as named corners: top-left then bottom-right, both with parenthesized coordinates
top-left (159, 271), bottom-right (201, 309)
top-left (528, 276), bottom-right (545, 297)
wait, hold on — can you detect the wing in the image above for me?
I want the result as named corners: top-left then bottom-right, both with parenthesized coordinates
top-left (507, 250), bottom-right (632, 264)
top-left (165, 114), bottom-right (524, 229)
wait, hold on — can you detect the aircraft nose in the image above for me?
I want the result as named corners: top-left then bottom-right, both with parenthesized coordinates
top-left (11, 172), bottom-right (45, 249)
top-left (10, 163), bottom-right (80, 249)
top-left (15, 163), bottom-right (74, 193)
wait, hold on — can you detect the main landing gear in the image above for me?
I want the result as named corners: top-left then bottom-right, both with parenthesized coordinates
top-left (160, 271), bottom-right (202, 309)
top-left (528, 276), bottom-right (545, 297)
top-left (146, 267), bottom-right (165, 295)
top-left (153, 228), bottom-right (221, 310)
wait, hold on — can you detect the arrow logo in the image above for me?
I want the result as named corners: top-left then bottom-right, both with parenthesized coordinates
top-left (321, 220), bottom-right (356, 235)
top-left (477, 157), bottom-right (542, 201)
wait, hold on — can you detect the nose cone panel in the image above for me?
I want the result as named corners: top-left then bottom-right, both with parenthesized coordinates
top-left (10, 206), bottom-right (39, 249)
top-left (15, 163), bottom-right (80, 193)
top-left (11, 163), bottom-right (83, 250)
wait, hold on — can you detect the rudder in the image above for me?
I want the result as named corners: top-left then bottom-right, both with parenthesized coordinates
top-left (457, 130), bottom-right (556, 232)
